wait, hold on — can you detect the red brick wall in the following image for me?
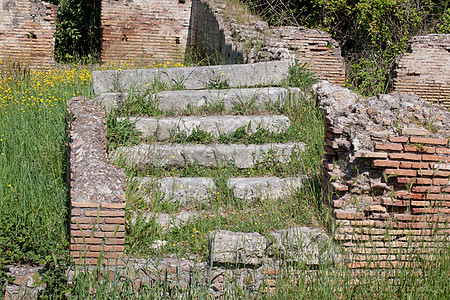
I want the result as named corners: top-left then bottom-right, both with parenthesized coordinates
top-left (393, 34), bottom-right (450, 108)
top-left (317, 82), bottom-right (450, 267)
top-left (101, 0), bottom-right (192, 66)
top-left (0, 0), bottom-right (57, 69)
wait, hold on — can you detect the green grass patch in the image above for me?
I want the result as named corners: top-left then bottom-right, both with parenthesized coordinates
top-left (0, 65), bottom-right (93, 265)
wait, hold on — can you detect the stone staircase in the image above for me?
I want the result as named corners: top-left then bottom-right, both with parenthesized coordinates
top-left (92, 61), bottom-right (324, 262)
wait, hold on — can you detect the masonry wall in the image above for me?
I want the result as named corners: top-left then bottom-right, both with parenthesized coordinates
top-left (315, 81), bottom-right (450, 267)
top-left (0, 0), bottom-right (57, 69)
top-left (190, 0), bottom-right (345, 85)
top-left (101, 0), bottom-right (192, 66)
top-left (68, 96), bottom-right (126, 265)
top-left (393, 34), bottom-right (450, 108)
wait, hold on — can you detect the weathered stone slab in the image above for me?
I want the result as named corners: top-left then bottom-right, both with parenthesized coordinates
top-left (110, 143), bottom-right (304, 168)
top-left (228, 177), bottom-right (305, 202)
top-left (267, 227), bottom-right (341, 264)
top-left (209, 230), bottom-right (267, 266)
top-left (123, 115), bottom-right (290, 140)
top-left (134, 211), bottom-right (200, 233)
top-left (93, 61), bottom-right (291, 94)
top-left (95, 87), bottom-right (301, 112)
top-left (135, 177), bottom-right (216, 205)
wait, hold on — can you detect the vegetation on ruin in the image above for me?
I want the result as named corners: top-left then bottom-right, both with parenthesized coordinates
top-left (242, 0), bottom-right (450, 96)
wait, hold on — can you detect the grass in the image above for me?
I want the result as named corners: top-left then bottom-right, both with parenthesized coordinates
top-left (2, 58), bottom-right (449, 299)
top-left (0, 63), bottom-right (93, 266)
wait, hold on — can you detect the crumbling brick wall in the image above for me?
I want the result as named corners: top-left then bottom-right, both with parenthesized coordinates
top-left (189, 0), bottom-right (345, 85)
top-left (392, 34), bottom-right (450, 108)
top-left (101, 0), bottom-right (192, 66)
top-left (0, 0), bottom-right (57, 69)
top-left (315, 81), bottom-right (450, 267)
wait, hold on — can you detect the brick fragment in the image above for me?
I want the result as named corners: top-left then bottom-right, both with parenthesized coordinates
top-left (334, 211), bottom-right (364, 220)
top-left (71, 208), bottom-right (82, 216)
top-left (411, 162), bottom-right (430, 169)
top-left (100, 225), bottom-right (126, 232)
top-left (72, 202), bottom-right (100, 208)
top-left (72, 217), bottom-right (104, 224)
top-left (72, 238), bottom-right (103, 245)
top-left (101, 203), bottom-right (126, 209)
top-left (412, 186), bottom-right (441, 193)
top-left (395, 191), bottom-right (425, 200)
top-left (105, 218), bottom-right (126, 224)
top-left (427, 194), bottom-right (450, 201)
top-left (84, 210), bottom-right (125, 217)
top-left (433, 178), bottom-right (449, 185)
top-left (388, 153), bottom-right (421, 161)
top-left (375, 143), bottom-right (403, 151)
top-left (385, 169), bottom-right (417, 177)
top-left (404, 145), bottom-right (435, 153)
top-left (374, 160), bottom-right (400, 168)
top-left (409, 137), bottom-right (448, 146)
top-left (389, 136), bottom-right (409, 143)
top-left (90, 245), bottom-right (125, 252)
top-left (93, 231), bottom-right (125, 238)
top-left (422, 155), bottom-right (449, 162)
top-left (418, 170), bottom-right (450, 177)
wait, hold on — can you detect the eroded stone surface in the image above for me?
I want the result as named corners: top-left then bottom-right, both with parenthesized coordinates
top-left (136, 177), bottom-right (216, 205)
top-left (69, 96), bottom-right (126, 203)
top-left (209, 230), bottom-right (266, 266)
top-left (228, 177), bottom-right (305, 202)
top-left (124, 115), bottom-right (290, 140)
top-left (92, 61), bottom-right (291, 94)
top-left (267, 227), bottom-right (341, 265)
top-left (111, 143), bottom-right (303, 168)
top-left (95, 87), bottom-right (302, 112)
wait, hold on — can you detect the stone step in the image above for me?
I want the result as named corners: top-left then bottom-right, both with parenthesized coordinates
top-left (96, 87), bottom-right (300, 113)
top-left (93, 60), bottom-right (291, 94)
top-left (110, 142), bottom-right (304, 169)
top-left (228, 177), bottom-right (305, 202)
top-left (133, 176), bottom-right (305, 205)
top-left (134, 177), bottom-right (216, 205)
top-left (122, 115), bottom-right (290, 140)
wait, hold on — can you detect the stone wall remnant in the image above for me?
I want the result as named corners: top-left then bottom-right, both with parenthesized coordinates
top-left (101, 0), bottom-right (192, 66)
top-left (0, 0), bottom-right (57, 69)
top-left (68, 96), bottom-right (126, 265)
top-left (315, 80), bottom-right (450, 267)
top-left (392, 34), bottom-right (450, 108)
top-left (189, 0), bottom-right (345, 85)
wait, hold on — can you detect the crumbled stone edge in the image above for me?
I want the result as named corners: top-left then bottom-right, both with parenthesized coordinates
top-left (68, 96), bottom-right (126, 265)
top-left (314, 81), bottom-right (450, 268)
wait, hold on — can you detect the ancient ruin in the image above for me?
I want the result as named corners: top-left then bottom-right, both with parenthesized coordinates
top-left (0, 0), bottom-right (57, 69)
top-left (392, 34), bottom-right (450, 108)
